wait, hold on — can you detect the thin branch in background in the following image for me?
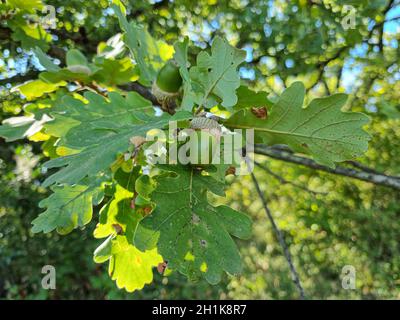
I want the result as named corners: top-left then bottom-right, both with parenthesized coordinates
top-left (254, 161), bottom-right (328, 196)
top-left (345, 160), bottom-right (387, 175)
top-left (254, 145), bottom-right (400, 190)
top-left (307, 68), bottom-right (324, 93)
top-left (307, 46), bottom-right (348, 93)
top-left (247, 158), bottom-right (306, 300)
top-left (0, 70), bottom-right (40, 86)
top-left (336, 64), bottom-right (343, 90)
top-left (368, 0), bottom-right (396, 53)
top-left (322, 78), bottom-right (331, 95)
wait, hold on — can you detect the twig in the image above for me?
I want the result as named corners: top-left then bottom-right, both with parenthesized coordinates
top-left (247, 158), bottom-right (306, 300)
top-left (322, 79), bottom-right (331, 95)
top-left (119, 82), bottom-right (160, 106)
top-left (345, 160), bottom-right (386, 175)
top-left (307, 46), bottom-right (348, 92)
top-left (254, 161), bottom-right (327, 196)
top-left (336, 64), bottom-right (343, 90)
top-left (0, 70), bottom-right (40, 86)
top-left (254, 145), bottom-right (400, 190)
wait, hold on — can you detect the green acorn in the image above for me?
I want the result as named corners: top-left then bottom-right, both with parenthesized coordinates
top-left (187, 117), bottom-right (222, 167)
top-left (191, 130), bottom-right (219, 166)
top-left (152, 60), bottom-right (182, 112)
top-left (156, 60), bottom-right (182, 93)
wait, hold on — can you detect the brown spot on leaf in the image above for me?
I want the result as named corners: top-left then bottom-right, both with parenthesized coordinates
top-left (112, 224), bottom-right (123, 234)
top-left (225, 166), bottom-right (236, 176)
top-left (143, 206), bottom-right (153, 215)
top-left (157, 261), bottom-right (168, 274)
top-left (251, 107), bottom-right (268, 119)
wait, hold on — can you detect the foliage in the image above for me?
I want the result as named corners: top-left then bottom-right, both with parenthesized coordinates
top-left (0, 0), bottom-right (399, 299)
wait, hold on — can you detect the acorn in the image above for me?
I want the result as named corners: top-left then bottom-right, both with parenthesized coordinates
top-left (152, 60), bottom-right (182, 112)
top-left (156, 60), bottom-right (182, 93)
top-left (187, 117), bottom-right (222, 167)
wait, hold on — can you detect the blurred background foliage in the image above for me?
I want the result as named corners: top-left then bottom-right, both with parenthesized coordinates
top-left (0, 0), bottom-right (399, 299)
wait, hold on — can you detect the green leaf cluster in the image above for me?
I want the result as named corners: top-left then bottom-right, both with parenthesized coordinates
top-left (0, 3), bottom-right (374, 294)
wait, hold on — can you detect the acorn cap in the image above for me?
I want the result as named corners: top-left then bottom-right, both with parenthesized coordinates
top-left (190, 117), bottom-right (222, 139)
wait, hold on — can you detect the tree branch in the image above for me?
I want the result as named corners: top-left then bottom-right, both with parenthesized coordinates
top-left (0, 70), bottom-right (40, 86)
top-left (254, 161), bottom-right (327, 196)
top-left (307, 47), bottom-right (347, 92)
top-left (254, 145), bottom-right (400, 190)
top-left (368, 0), bottom-right (396, 43)
top-left (248, 158), bottom-right (306, 299)
top-left (119, 82), bottom-right (159, 106)
top-left (3, 58), bottom-right (399, 192)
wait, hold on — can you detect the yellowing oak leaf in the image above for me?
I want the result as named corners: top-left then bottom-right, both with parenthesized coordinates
top-left (12, 79), bottom-right (66, 101)
top-left (94, 167), bottom-right (142, 241)
top-left (94, 235), bottom-right (163, 292)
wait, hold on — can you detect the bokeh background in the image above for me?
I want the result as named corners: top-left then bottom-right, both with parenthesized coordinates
top-left (1, 0), bottom-right (399, 299)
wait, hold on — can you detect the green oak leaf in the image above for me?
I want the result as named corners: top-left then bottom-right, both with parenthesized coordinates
top-left (173, 37), bottom-right (196, 111)
top-left (234, 86), bottom-right (273, 111)
top-left (31, 177), bottom-right (105, 234)
top-left (11, 24), bottom-right (51, 51)
top-left (93, 235), bottom-right (113, 263)
top-left (39, 69), bottom-right (92, 84)
top-left (226, 81), bottom-right (371, 167)
top-left (134, 165), bottom-right (252, 284)
top-left (135, 174), bottom-right (156, 200)
top-left (0, 115), bottom-right (50, 142)
top-left (41, 92), bottom-right (192, 187)
top-left (33, 47), bottom-right (61, 72)
top-left (66, 49), bottom-right (89, 68)
top-left (7, 0), bottom-right (43, 12)
top-left (113, 5), bottom-right (173, 86)
top-left (189, 36), bottom-right (246, 110)
top-left (37, 49), bottom-right (101, 84)
top-left (65, 49), bottom-right (101, 75)
top-left (48, 91), bottom-right (153, 149)
top-left (93, 57), bottom-right (139, 86)
top-left (98, 235), bottom-right (163, 292)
